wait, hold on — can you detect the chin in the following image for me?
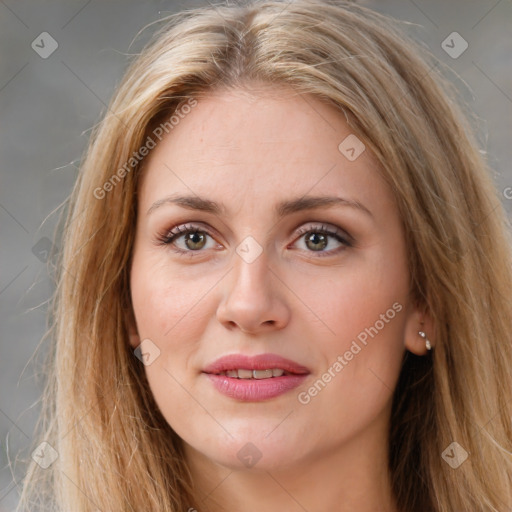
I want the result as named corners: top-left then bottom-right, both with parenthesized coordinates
top-left (186, 434), bottom-right (307, 472)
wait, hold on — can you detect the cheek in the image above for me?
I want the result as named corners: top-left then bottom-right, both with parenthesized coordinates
top-left (293, 287), bottom-right (406, 443)
top-left (129, 249), bottom-right (224, 369)
top-left (130, 250), bottom-right (214, 340)
top-left (289, 249), bottom-right (408, 346)
top-left (291, 249), bottom-right (408, 409)
top-left (129, 253), bottom-right (213, 425)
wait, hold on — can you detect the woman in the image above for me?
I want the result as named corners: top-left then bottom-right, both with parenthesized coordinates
top-left (19, 1), bottom-right (512, 511)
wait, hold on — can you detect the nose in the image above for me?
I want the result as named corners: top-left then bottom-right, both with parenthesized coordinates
top-left (216, 248), bottom-right (291, 334)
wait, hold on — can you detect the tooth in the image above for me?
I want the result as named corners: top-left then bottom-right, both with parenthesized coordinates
top-left (253, 369), bottom-right (273, 379)
top-left (226, 370), bottom-right (238, 378)
top-left (238, 369), bottom-right (253, 379)
top-left (272, 368), bottom-right (284, 377)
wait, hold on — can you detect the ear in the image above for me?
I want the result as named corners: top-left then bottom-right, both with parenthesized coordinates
top-left (126, 307), bottom-right (141, 349)
top-left (403, 299), bottom-right (435, 356)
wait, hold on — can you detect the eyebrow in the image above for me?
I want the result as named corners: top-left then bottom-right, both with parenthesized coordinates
top-left (146, 193), bottom-right (373, 219)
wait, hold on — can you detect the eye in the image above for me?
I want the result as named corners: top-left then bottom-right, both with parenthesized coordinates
top-left (292, 223), bottom-right (352, 256)
top-left (156, 222), bottom-right (353, 257)
top-left (156, 223), bottom-right (219, 255)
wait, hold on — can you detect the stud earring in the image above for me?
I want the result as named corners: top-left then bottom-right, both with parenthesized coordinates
top-left (418, 331), bottom-right (432, 351)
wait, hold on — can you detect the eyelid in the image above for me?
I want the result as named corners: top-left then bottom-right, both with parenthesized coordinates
top-left (157, 222), bottom-right (218, 245)
top-left (293, 222), bottom-right (353, 244)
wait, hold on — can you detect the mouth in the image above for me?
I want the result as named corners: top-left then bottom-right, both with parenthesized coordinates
top-left (202, 353), bottom-right (310, 401)
top-left (203, 352), bottom-right (310, 376)
top-left (210, 368), bottom-right (292, 379)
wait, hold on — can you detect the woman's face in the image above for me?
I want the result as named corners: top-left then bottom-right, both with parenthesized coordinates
top-left (129, 85), bottom-right (427, 472)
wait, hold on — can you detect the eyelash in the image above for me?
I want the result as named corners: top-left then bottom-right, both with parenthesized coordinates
top-left (156, 222), bottom-right (353, 258)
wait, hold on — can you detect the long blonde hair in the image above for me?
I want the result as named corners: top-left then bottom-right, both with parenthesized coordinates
top-left (18, 1), bottom-right (512, 510)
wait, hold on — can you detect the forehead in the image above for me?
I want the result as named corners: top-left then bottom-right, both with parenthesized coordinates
top-left (138, 86), bottom-right (394, 217)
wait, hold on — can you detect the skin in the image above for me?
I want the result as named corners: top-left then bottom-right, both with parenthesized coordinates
top-left (128, 83), bottom-right (434, 512)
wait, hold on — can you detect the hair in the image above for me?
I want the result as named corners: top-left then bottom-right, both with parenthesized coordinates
top-left (17, 1), bottom-right (512, 511)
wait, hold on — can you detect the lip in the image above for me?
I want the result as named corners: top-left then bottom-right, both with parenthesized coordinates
top-left (203, 353), bottom-right (311, 375)
top-left (202, 353), bottom-right (310, 402)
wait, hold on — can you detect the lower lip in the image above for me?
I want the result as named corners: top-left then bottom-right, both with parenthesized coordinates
top-left (204, 373), bottom-right (309, 401)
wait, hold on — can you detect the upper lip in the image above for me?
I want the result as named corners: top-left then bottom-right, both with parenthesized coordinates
top-left (203, 353), bottom-right (310, 375)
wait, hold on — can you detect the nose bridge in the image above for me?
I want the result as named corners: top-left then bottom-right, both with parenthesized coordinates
top-left (229, 240), bottom-right (273, 307)
top-left (216, 239), bottom-right (290, 332)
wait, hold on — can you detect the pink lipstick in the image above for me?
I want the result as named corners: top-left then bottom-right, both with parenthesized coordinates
top-left (202, 353), bottom-right (310, 401)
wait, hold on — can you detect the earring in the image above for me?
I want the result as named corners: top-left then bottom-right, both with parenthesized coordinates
top-left (418, 331), bottom-right (432, 351)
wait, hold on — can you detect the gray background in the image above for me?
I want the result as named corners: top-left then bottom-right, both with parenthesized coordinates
top-left (1, 0), bottom-right (511, 510)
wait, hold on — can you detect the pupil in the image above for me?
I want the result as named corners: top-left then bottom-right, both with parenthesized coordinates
top-left (186, 232), bottom-right (205, 249)
top-left (307, 232), bottom-right (327, 251)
